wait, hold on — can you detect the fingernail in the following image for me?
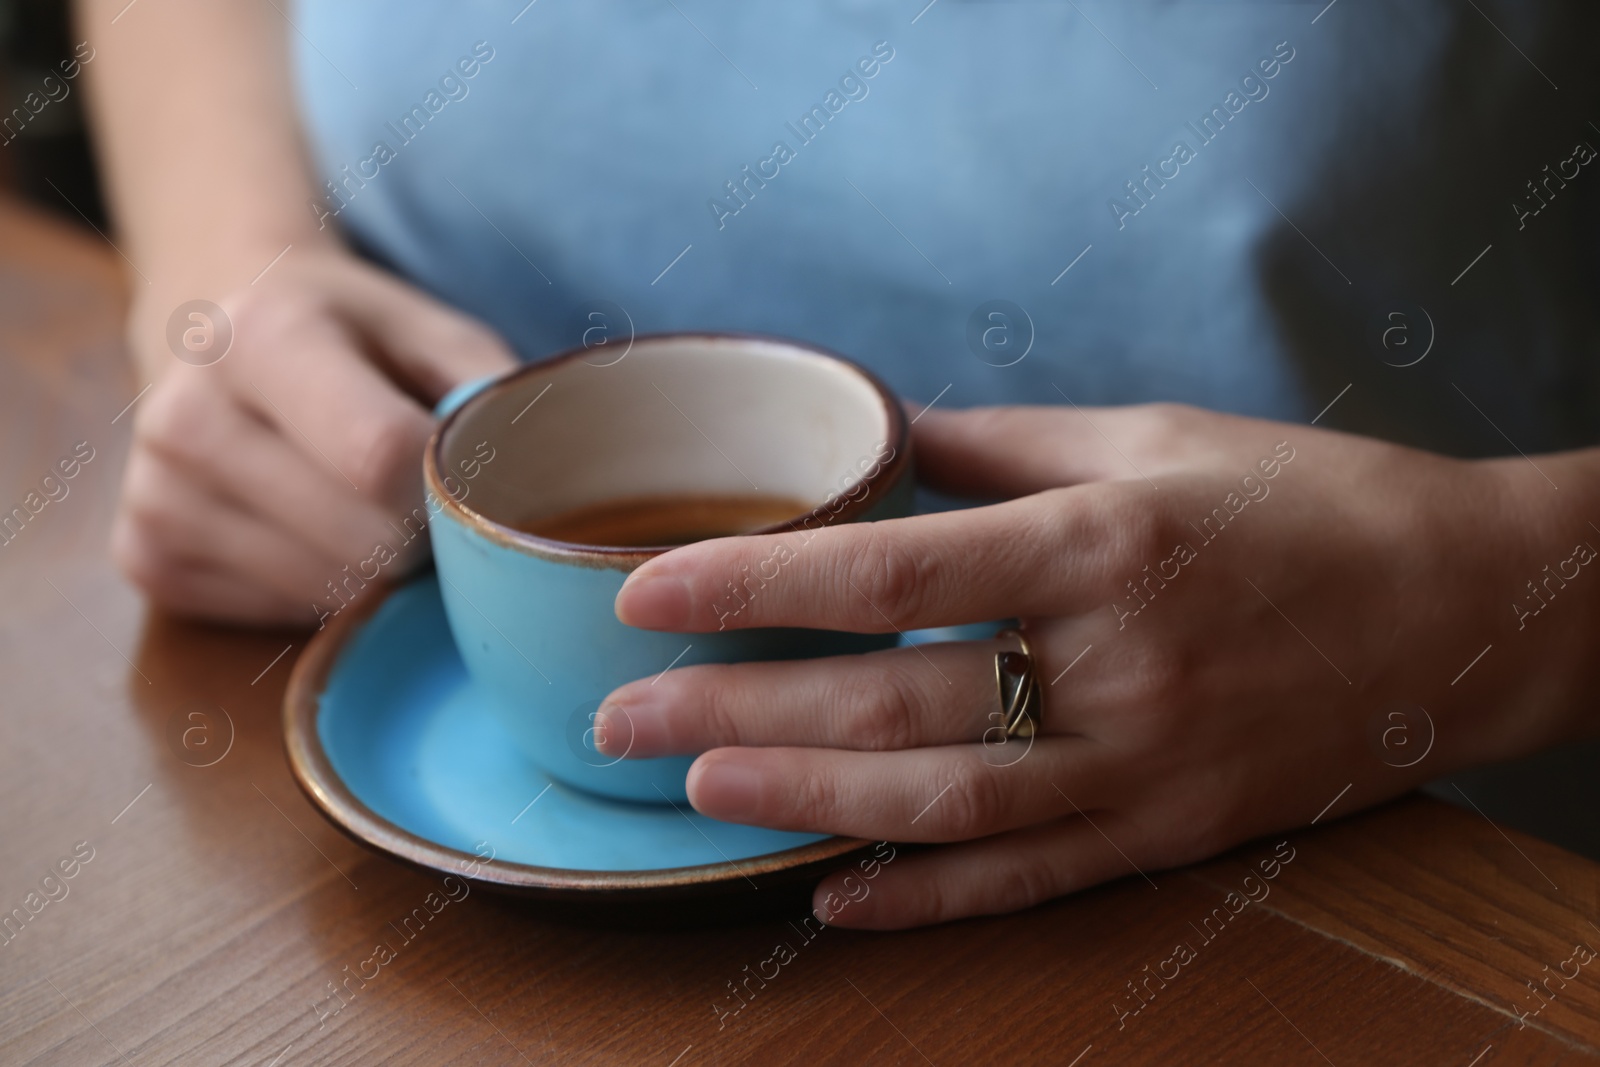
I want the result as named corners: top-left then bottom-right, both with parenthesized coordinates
top-left (591, 704), bottom-right (616, 755)
top-left (688, 758), bottom-right (764, 820)
top-left (615, 573), bottom-right (692, 629)
top-left (595, 693), bottom-right (666, 758)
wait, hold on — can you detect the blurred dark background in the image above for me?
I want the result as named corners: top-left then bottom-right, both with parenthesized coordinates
top-left (1, 0), bottom-right (106, 226)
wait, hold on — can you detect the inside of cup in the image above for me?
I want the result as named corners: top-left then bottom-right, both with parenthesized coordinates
top-left (436, 335), bottom-right (892, 539)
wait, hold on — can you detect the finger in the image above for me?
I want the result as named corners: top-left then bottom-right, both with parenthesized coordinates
top-left (135, 378), bottom-right (424, 570)
top-left (118, 448), bottom-right (345, 614)
top-left (227, 315), bottom-right (438, 515)
top-left (910, 404), bottom-right (1141, 497)
top-left (600, 638), bottom-right (1067, 759)
top-left (684, 740), bottom-right (1110, 843)
top-left (811, 813), bottom-right (1146, 930)
top-left (911, 401), bottom-right (1284, 498)
top-left (111, 513), bottom-right (308, 625)
top-left (320, 263), bottom-right (518, 402)
top-left (615, 491), bottom-right (1120, 632)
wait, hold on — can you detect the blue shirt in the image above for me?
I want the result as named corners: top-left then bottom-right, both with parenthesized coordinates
top-left (292, 0), bottom-right (1600, 456)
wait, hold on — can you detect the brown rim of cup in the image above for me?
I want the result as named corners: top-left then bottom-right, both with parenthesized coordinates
top-left (423, 331), bottom-right (913, 570)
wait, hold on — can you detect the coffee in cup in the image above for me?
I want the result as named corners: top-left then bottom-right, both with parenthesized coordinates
top-left (513, 492), bottom-right (815, 548)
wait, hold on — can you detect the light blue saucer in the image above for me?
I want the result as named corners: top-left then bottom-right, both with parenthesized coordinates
top-left (284, 574), bottom-right (870, 916)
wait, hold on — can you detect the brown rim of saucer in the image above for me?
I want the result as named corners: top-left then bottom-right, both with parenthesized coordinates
top-left (282, 578), bottom-right (874, 901)
top-left (423, 332), bottom-right (913, 572)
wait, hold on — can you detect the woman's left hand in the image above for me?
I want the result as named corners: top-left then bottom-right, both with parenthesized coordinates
top-left (600, 403), bottom-right (1595, 929)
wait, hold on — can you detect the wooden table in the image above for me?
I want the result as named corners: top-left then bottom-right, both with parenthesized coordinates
top-left (3, 195), bottom-right (1599, 1065)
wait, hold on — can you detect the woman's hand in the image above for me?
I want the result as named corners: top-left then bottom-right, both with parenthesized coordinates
top-left (602, 403), bottom-right (1598, 929)
top-left (80, 0), bottom-right (517, 625)
top-left (113, 247), bottom-right (516, 624)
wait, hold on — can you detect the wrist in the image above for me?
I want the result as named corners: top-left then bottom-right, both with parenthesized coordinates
top-left (1472, 453), bottom-right (1600, 753)
top-left (145, 218), bottom-right (342, 297)
top-left (126, 232), bottom-right (349, 380)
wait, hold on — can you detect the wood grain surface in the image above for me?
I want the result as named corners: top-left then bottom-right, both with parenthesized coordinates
top-left (2, 196), bottom-right (1597, 1066)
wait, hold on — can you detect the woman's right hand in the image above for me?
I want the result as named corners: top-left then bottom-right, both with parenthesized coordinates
top-left (113, 246), bottom-right (517, 625)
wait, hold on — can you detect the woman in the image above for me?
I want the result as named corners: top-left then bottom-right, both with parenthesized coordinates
top-left (81, 0), bottom-right (1600, 928)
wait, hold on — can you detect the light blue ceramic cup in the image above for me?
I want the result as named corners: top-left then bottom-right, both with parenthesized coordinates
top-left (424, 334), bottom-right (914, 804)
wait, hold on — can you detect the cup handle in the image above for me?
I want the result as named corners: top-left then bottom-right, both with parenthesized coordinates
top-left (433, 374), bottom-right (498, 419)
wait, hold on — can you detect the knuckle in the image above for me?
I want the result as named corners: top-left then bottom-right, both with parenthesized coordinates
top-left (991, 857), bottom-right (1060, 915)
top-left (1123, 494), bottom-right (1176, 563)
top-left (1176, 796), bottom-right (1240, 861)
top-left (841, 525), bottom-right (938, 626)
top-left (1109, 401), bottom-right (1200, 468)
top-left (116, 455), bottom-right (175, 531)
top-left (1138, 400), bottom-right (1196, 426)
top-left (1123, 642), bottom-right (1194, 717)
top-left (695, 666), bottom-right (751, 746)
top-left (110, 514), bottom-right (187, 603)
top-left (902, 872), bottom-right (950, 923)
top-left (227, 284), bottom-right (308, 338)
top-left (792, 765), bottom-right (839, 827)
top-left (934, 762), bottom-right (1006, 840)
top-left (1086, 485), bottom-right (1179, 585)
top-left (350, 415), bottom-right (425, 503)
top-left (1137, 400), bottom-right (1196, 439)
top-left (968, 405), bottom-right (1023, 440)
top-left (408, 307), bottom-right (499, 368)
top-left (1026, 487), bottom-right (1081, 565)
top-left (134, 377), bottom-right (215, 465)
top-left (443, 318), bottom-right (508, 360)
top-left (844, 664), bottom-right (921, 751)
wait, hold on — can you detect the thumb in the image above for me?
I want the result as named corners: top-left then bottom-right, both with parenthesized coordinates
top-left (908, 403), bottom-right (1149, 498)
top-left (330, 262), bottom-right (519, 404)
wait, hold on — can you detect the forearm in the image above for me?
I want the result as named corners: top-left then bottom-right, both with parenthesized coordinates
top-left (74, 0), bottom-right (335, 298)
